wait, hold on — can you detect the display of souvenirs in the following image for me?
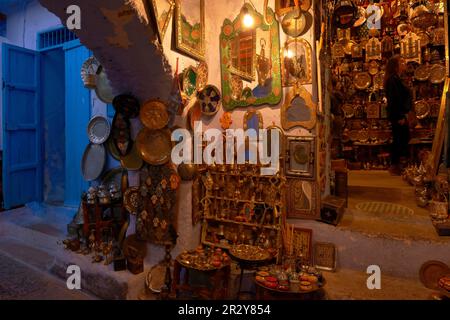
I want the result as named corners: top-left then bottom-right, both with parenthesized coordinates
top-left (255, 264), bottom-right (324, 293)
top-left (330, 1), bottom-right (446, 170)
top-left (177, 246), bottom-right (231, 271)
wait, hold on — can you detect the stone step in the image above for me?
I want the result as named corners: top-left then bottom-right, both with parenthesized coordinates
top-left (0, 220), bottom-right (147, 300)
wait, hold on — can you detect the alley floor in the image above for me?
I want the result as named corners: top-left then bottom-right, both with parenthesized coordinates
top-left (0, 250), bottom-right (94, 300)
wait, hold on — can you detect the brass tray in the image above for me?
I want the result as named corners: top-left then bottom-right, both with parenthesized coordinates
top-left (414, 100), bottom-right (430, 120)
top-left (197, 85), bottom-right (221, 116)
top-left (429, 64), bottom-right (446, 84)
top-left (140, 100), bottom-right (169, 130)
top-left (419, 260), bottom-right (450, 290)
top-left (414, 64), bottom-right (430, 81)
top-left (281, 9), bottom-right (307, 38)
top-left (136, 128), bottom-right (172, 165)
top-left (354, 72), bottom-right (371, 90)
top-left (87, 116), bottom-right (111, 145)
top-left (123, 187), bottom-right (141, 215)
top-left (228, 244), bottom-right (272, 263)
top-left (81, 143), bottom-right (106, 181)
top-left (342, 104), bottom-right (355, 118)
top-left (95, 66), bottom-right (115, 104)
top-left (120, 143), bottom-right (143, 171)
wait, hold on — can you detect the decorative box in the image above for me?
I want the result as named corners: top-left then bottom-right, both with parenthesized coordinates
top-left (127, 257), bottom-right (144, 275)
top-left (113, 255), bottom-right (127, 272)
top-left (318, 195), bottom-right (346, 226)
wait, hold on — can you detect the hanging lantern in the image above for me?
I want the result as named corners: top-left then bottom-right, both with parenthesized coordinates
top-left (81, 56), bottom-right (100, 89)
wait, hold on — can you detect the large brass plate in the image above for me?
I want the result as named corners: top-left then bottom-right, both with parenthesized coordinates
top-left (140, 100), bottom-right (169, 130)
top-left (136, 128), bottom-right (172, 165)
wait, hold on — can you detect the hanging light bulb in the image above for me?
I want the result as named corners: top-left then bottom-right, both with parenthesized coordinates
top-left (242, 4), bottom-right (254, 28)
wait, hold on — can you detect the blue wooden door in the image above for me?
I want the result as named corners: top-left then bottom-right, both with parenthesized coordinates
top-left (63, 40), bottom-right (90, 207)
top-left (2, 44), bottom-right (42, 209)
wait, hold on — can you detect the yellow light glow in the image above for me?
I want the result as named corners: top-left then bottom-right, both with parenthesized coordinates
top-left (284, 49), bottom-right (294, 58)
top-left (243, 13), bottom-right (254, 28)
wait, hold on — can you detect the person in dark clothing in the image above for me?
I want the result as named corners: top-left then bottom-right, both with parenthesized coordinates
top-left (384, 55), bottom-right (412, 175)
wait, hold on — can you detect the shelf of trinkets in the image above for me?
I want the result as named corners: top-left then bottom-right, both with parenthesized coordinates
top-left (199, 163), bottom-right (285, 252)
top-left (331, 13), bottom-right (447, 169)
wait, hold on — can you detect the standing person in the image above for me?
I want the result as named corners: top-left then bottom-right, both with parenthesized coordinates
top-left (384, 55), bottom-right (412, 175)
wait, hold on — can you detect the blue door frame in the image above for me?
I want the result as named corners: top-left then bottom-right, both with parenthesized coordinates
top-left (2, 38), bottom-right (91, 209)
top-left (2, 44), bottom-right (43, 209)
top-left (63, 39), bottom-right (90, 207)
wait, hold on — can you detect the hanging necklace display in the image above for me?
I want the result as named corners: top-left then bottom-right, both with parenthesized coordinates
top-left (365, 37), bottom-right (382, 62)
top-left (400, 32), bottom-right (421, 64)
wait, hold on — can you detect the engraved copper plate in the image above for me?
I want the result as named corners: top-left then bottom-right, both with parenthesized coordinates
top-left (136, 128), bottom-right (172, 165)
top-left (354, 72), bottom-right (371, 90)
top-left (140, 100), bottom-right (169, 130)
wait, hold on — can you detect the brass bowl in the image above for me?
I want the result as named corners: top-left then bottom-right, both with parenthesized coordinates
top-left (177, 163), bottom-right (198, 181)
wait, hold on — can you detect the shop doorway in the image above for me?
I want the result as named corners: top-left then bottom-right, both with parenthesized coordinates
top-left (2, 29), bottom-right (90, 209)
top-left (41, 48), bottom-right (65, 205)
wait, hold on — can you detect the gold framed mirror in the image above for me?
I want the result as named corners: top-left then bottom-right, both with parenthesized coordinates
top-left (175, 0), bottom-right (205, 61)
top-left (146, 0), bottom-right (174, 43)
top-left (282, 38), bottom-right (312, 86)
top-left (220, 4), bottom-right (282, 110)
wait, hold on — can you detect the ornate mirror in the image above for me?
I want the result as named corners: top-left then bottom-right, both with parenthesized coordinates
top-left (175, 0), bottom-right (205, 60)
top-left (147, 0), bottom-right (174, 43)
top-left (281, 84), bottom-right (317, 130)
top-left (220, 4), bottom-right (282, 110)
top-left (282, 38), bottom-right (312, 86)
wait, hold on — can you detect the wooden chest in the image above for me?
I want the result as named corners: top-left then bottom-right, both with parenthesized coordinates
top-left (319, 195), bottom-right (346, 226)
